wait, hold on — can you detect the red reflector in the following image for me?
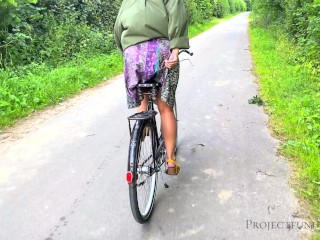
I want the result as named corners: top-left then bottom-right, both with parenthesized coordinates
top-left (126, 172), bottom-right (133, 183)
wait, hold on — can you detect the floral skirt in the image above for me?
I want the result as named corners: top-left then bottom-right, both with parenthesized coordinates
top-left (123, 38), bottom-right (179, 109)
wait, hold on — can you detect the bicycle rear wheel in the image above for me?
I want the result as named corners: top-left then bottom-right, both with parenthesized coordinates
top-left (128, 120), bottom-right (157, 224)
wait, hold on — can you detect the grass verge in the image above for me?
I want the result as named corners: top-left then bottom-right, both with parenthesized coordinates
top-left (0, 13), bottom-right (241, 129)
top-left (249, 18), bottom-right (320, 238)
top-left (0, 53), bottom-right (123, 128)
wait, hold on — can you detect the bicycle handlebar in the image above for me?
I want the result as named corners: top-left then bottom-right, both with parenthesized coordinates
top-left (179, 49), bottom-right (193, 56)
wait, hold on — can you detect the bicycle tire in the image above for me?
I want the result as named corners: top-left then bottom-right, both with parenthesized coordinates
top-left (128, 120), bottom-right (158, 224)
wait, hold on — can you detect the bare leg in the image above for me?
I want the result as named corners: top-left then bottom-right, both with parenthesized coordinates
top-left (157, 96), bottom-right (177, 168)
top-left (138, 96), bottom-right (148, 112)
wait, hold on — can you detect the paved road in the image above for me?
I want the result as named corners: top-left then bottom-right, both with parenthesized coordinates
top-left (0, 13), bottom-right (308, 240)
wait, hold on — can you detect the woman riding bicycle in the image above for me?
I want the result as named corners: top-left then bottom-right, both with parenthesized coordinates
top-left (114, 0), bottom-right (189, 175)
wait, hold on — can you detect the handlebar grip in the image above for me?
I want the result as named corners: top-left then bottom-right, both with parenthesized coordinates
top-left (178, 49), bottom-right (193, 56)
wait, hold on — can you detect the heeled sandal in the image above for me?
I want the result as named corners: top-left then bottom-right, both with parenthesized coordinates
top-left (165, 159), bottom-right (181, 175)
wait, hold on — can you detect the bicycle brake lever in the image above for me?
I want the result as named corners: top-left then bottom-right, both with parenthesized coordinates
top-left (178, 49), bottom-right (193, 56)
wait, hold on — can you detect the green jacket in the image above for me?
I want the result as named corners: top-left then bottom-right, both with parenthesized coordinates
top-left (114, 0), bottom-right (189, 52)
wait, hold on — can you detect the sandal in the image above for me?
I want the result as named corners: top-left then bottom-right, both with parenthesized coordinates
top-left (165, 159), bottom-right (181, 175)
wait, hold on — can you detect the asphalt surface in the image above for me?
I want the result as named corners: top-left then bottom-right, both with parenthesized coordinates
top-left (0, 13), bottom-right (309, 240)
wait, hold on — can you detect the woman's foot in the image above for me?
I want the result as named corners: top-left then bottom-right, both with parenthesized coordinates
top-left (166, 159), bottom-right (180, 175)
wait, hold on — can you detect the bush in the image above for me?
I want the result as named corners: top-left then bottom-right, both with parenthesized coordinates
top-left (251, 0), bottom-right (285, 27)
top-left (236, 0), bottom-right (247, 11)
top-left (0, 0), bottom-right (120, 69)
top-left (197, 0), bottom-right (214, 20)
top-left (214, 0), bottom-right (230, 18)
top-left (229, 0), bottom-right (247, 13)
top-left (228, 0), bottom-right (236, 13)
top-left (252, 0), bottom-right (320, 75)
top-left (244, 0), bottom-right (251, 10)
top-left (183, 0), bottom-right (200, 23)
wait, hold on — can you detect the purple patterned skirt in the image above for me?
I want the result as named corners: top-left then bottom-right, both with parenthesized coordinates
top-left (123, 38), bottom-right (179, 109)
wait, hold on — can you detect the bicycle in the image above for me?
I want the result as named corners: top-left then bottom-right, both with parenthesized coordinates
top-left (126, 49), bottom-right (193, 224)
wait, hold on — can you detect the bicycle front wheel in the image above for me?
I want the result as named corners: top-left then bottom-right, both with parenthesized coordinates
top-left (128, 120), bottom-right (157, 224)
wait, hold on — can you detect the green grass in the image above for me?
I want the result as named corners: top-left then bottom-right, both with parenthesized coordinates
top-left (0, 53), bottom-right (123, 127)
top-left (0, 13), bottom-right (242, 129)
top-left (249, 18), bottom-right (320, 238)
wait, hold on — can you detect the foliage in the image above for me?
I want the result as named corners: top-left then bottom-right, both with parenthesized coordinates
top-left (228, 0), bottom-right (235, 13)
top-left (251, 0), bottom-right (320, 75)
top-left (215, 0), bottom-right (230, 17)
top-left (244, 0), bottom-right (251, 10)
top-left (197, 0), bottom-right (214, 20)
top-left (183, 0), bottom-right (200, 23)
top-left (0, 0), bottom-right (121, 68)
top-left (229, 0), bottom-right (248, 13)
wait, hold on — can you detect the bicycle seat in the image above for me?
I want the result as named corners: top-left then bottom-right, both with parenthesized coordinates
top-left (137, 78), bottom-right (162, 101)
top-left (137, 76), bottom-right (162, 89)
top-left (137, 82), bottom-right (162, 88)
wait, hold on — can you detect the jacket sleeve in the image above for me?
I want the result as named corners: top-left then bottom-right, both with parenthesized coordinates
top-left (114, 8), bottom-right (124, 53)
top-left (165, 0), bottom-right (190, 49)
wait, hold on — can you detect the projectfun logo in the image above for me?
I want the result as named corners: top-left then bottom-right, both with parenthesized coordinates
top-left (246, 220), bottom-right (316, 231)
